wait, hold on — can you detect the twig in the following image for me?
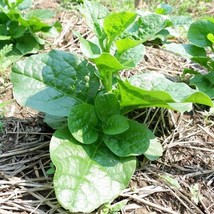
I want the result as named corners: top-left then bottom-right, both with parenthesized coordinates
top-left (0, 142), bottom-right (49, 158)
top-left (121, 193), bottom-right (177, 214)
top-left (197, 124), bottom-right (214, 139)
top-left (184, 169), bottom-right (214, 178)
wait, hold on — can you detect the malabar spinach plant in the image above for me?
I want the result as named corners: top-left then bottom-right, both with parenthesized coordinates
top-left (0, 0), bottom-right (61, 70)
top-left (125, 3), bottom-right (192, 46)
top-left (11, 1), bottom-right (213, 212)
top-left (164, 18), bottom-right (214, 99)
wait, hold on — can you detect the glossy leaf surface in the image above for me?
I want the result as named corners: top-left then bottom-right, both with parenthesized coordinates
top-left (50, 128), bottom-right (136, 213)
top-left (11, 50), bottom-right (99, 116)
top-left (103, 115), bottom-right (129, 135)
top-left (103, 120), bottom-right (155, 157)
top-left (68, 103), bottom-right (99, 144)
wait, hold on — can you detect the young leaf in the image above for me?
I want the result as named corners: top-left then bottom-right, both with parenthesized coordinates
top-left (118, 72), bottom-right (213, 112)
top-left (115, 38), bottom-right (143, 54)
top-left (102, 115), bottom-right (129, 135)
top-left (68, 103), bottom-right (99, 144)
top-left (95, 92), bottom-right (120, 123)
top-left (81, 0), bottom-right (109, 38)
top-left (103, 120), bottom-right (155, 157)
top-left (11, 50), bottom-right (99, 116)
top-left (50, 128), bottom-right (136, 213)
top-left (93, 53), bottom-right (126, 72)
top-left (74, 31), bottom-right (101, 58)
top-left (104, 12), bottom-right (137, 47)
top-left (207, 33), bottom-right (214, 44)
top-left (187, 20), bottom-right (214, 48)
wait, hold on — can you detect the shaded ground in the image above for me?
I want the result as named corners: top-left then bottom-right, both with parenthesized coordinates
top-left (0, 1), bottom-right (214, 213)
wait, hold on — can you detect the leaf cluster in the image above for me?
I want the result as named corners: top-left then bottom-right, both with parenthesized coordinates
top-left (0, 0), bottom-right (61, 69)
top-left (164, 18), bottom-right (214, 99)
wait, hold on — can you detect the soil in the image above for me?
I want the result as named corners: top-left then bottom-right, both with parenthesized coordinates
top-left (0, 1), bottom-right (214, 214)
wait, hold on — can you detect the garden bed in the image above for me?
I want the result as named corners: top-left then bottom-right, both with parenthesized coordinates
top-left (0, 1), bottom-right (214, 213)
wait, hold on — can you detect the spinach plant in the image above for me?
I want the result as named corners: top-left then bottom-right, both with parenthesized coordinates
top-left (11, 1), bottom-right (213, 212)
top-left (125, 3), bottom-right (192, 46)
top-left (0, 0), bottom-right (61, 69)
top-left (164, 18), bottom-right (214, 99)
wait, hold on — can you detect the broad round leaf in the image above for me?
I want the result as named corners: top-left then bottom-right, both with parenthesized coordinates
top-left (95, 92), bottom-right (120, 122)
top-left (68, 103), bottom-right (99, 144)
top-left (11, 50), bottom-right (99, 116)
top-left (103, 120), bottom-right (155, 157)
top-left (188, 20), bottom-right (214, 47)
top-left (50, 128), bottom-right (136, 213)
top-left (103, 114), bottom-right (129, 135)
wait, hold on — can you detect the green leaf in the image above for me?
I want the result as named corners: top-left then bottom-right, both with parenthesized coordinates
top-left (16, 33), bottom-right (41, 54)
top-left (25, 9), bottom-right (55, 20)
top-left (44, 114), bottom-right (67, 130)
top-left (18, 0), bottom-right (32, 10)
top-left (103, 115), bottom-right (129, 135)
top-left (169, 15), bottom-right (192, 26)
top-left (191, 56), bottom-right (212, 70)
top-left (93, 53), bottom-right (127, 73)
top-left (8, 21), bottom-right (26, 38)
top-left (128, 14), bottom-right (166, 42)
top-left (50, 128), bottom-right (136, 213)
top-left (207, 33), bottom-right (214, 44)
top-left (95, 92), bottom-right (120, 123)
top-left (81, 0), bottom-right (109, 38)
top-left (11, 50), bottom-right (99, 116)
top-left (190, 72), bottom-right (214, 99)
top-left (144, 139), bottom-right (163, 160)
top-left (188, 20), bottom-right (214, 48)
top-left (74, 31), bottom-right (101, 58)
top-left (0, 35), bottom-right (11, 40)
top-left (118, 72), bottom-right (213, 112)
top-left (115, 38), bottom-right (143, 54)
top-left (68, 103), bottom-right (99, 144)
top-left (103, 120), bottom-right (156, 157)
top-left (104, 12), bottom-right (137, 45)
top-left (163, 43), bottom-right (206, 59)
top-left (155, 3), bottom-right (174, 15)
top-left (117, 44), bottom-right (145, 67)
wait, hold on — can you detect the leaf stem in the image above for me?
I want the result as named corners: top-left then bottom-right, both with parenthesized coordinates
top-left (102, 72), bottom-right (112, 92)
